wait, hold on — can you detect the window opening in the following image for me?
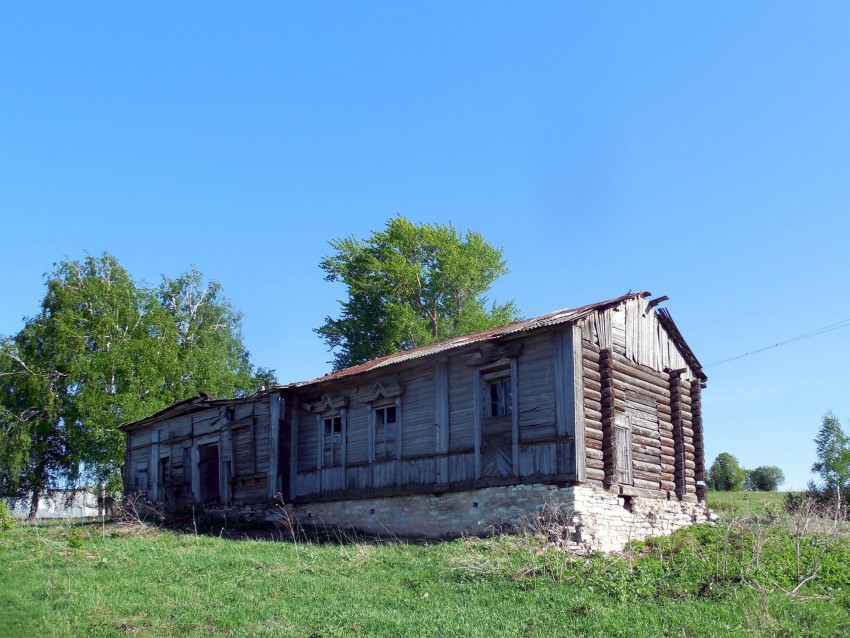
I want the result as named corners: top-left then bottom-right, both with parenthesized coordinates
top-left (323, 415), bottom-right (343, 467)
top-left (482, 367), bottom-right (513, 417)
top-left (488, 377), bottom-right (512, 416)
top-left (374, 405), bottom-right (397, 461)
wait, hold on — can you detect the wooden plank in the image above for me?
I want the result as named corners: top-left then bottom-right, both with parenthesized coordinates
top-left (473, 369), bottom-right (482, 480)
top-left (511, 357), bottom-right (519, 476)
top-left (570, 325), bottom-right (586, 482)
top-left (268, 392), bottom-right (280, 498)
top-left (149, 430), bottom-right (160, 501)
top-left (553, 330), bottom-right (568, 437)
top-left (190, 444), bottom-right (200, 504)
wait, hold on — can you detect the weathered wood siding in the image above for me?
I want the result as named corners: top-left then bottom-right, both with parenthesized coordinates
top-left (400, 371), bottom-right (435, 457)
top-left (123, 396), bottom-right (275, 508)
top-left (293, 328), bottom-right (581, 502)
top-left (580, 297), bottom-right (703, 502)
top-left (579, 297), bottom-right (698, 382)
top-left (516, 333), bottom-right (556, 443)
top-left (447, 357), bottom-right (474, 452)
top-left (125, 293), bottom-right (704, 512)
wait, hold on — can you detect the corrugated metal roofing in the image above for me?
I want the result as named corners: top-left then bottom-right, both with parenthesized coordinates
top-left (121, 290), bottom-right (707, 430)
top-left (279, 291), bottom-right (648, 389)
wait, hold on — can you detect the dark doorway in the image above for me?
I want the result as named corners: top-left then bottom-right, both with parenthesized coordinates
top-left (199, 444), bottom-right (220, 504)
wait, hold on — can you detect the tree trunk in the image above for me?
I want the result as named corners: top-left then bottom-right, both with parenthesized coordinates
top-left (27, 489), bottom-right (40, 520)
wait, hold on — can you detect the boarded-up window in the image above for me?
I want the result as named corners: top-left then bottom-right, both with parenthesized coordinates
top-left (614, 413), bottom-right (633, 485)
top-left (135, 461), bottom-right (149, 493)
top-left (323, 416), bottom-right (343, 467)
top-left (373, 405), bottom-right (397, 461)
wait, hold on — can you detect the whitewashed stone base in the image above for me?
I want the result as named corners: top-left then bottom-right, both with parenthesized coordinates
top-left (278, 484), bottom-right (713, 553)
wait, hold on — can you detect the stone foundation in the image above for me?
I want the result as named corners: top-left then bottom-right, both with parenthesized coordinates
top-left (278, 483), bottom-right (713, 552)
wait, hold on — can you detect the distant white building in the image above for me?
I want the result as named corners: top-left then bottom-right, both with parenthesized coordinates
top-left (9, 489), bottom-right (100, 519)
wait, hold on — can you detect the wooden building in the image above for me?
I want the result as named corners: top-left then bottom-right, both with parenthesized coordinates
top-left (121, 292), bottom-right (711, 551)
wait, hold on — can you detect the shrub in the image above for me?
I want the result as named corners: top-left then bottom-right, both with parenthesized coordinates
top-left (0, 501), bottom-right (15, 531)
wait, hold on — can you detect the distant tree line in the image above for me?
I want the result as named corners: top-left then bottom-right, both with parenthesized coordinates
top-left (707, 453), bottom-right (785, 492)
top-left (708, 411), bottom-right (850, 500)
top-left (0, 253), bottom-right (275, 517)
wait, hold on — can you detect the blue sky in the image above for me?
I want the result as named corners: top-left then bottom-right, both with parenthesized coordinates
top-left (2, 3), bottom-right (849, 490)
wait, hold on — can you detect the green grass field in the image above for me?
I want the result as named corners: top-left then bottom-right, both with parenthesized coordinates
top-left (707, 490), bottom-right (788, 516)
top-left (2, 511), bottom-right (849, 638)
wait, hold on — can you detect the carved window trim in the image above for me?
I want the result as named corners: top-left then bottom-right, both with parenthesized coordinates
top-left (366, 381), bottom-right (404, 463)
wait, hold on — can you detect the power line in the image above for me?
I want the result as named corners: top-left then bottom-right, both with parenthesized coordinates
top-left (704, 317), bottom-right (850, 368)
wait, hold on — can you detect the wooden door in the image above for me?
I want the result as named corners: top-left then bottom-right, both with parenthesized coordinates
top-left (199, 444), bottom-right (220, 504)
top-left (614, 413), bottom-right (633, 485)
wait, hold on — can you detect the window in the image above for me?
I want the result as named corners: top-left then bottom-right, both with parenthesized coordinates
top-left (488, 378), bottom-right (512, 416)
top-left (373, 404), bottom-right (397, 461)
top-left (323, 415), bottom-right (343, 467)
top-left (482, 368), bottom-right (513, 417)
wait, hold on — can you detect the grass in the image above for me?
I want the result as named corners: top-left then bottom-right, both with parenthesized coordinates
top-left (1, 512), bottom-right (849, 638)
top-left (707, 490), bottom-right (788, 516)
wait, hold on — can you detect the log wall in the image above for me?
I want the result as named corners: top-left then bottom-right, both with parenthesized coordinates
top-left (580, 297), bottom-right (704, 503)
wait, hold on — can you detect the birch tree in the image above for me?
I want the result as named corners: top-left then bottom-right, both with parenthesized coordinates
top-left (316, 216), bottom-right (519, 371)
top-left (0, 254), bottom-right (274, 516)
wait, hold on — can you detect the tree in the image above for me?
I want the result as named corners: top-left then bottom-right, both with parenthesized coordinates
top-left (0, 253), bottom-right (274, 516)
top-left (745, 465), bottom-right (785, 491)
top-left (707, 452), bottom-right (746, 491)
top-left (811, 411), bottom-right (850, 506)
top-left (316, 216), bottom-right (520, 370)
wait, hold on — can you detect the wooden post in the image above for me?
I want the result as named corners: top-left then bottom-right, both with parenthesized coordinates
top-left (222, 428), bottom-right (234, 504)
top-left (570, 325), bottom-right (586, 481)
top-left (599, 348), bottom-right (618, 490)
top-left (150, 430), bottom-right (160, 501)
top-left (268, 392), bottom-right (281, 499)
top-left (690, 380), bottom-right (706, 502)
top-left (510, 357), bottom-right (519, 476)
top-left (434, 361), bottom-right (449, 484)
top-left (472, 369), bottom-right (482, 480)
top-left (669, 371), bottom-right (697, 502)
top-left (190, 443), bottom-right (200, 504)
top-left (394, 398), bottom-right (402, 486)
top-left (289, 399), bottom-right (299, 502)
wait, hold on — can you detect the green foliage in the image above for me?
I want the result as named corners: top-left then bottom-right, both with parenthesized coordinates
top-left (744, 465), bottom-right (785, 491)
top-left (2, 516), bottom-right (849, 637)
top-left (0, 254), bottom-right (275, 511)
top-left (0, 501), bottom-right (13, 531)
top-left (707, 452), bottom-right (746, 491)
top-left (708, 489), bottom-right (787, 516)
top-left (811, 410), bottom-right (850, 502)
top-left (316, 216), bottom-right (519, 370)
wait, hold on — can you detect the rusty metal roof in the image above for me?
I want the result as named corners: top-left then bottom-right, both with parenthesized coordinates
top-left (122, 290), bottom-right (708, 430)
top-left (119, 390), bottom-right (276, 431)
top-left (279, 291), bottom-right (649, 389)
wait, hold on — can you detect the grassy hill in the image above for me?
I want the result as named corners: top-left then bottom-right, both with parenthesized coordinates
top-left (1, 507), bottom-right (848, 637)
top-left (707, 490), bottom-right (788, 516)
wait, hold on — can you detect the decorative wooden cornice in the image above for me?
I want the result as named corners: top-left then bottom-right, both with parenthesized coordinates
top-left (306, 393), bottom-right (350, 414)
top-left (363, 381), bottom-right (404, 403)
top-left (462, 341), bottom-right (523, 367)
